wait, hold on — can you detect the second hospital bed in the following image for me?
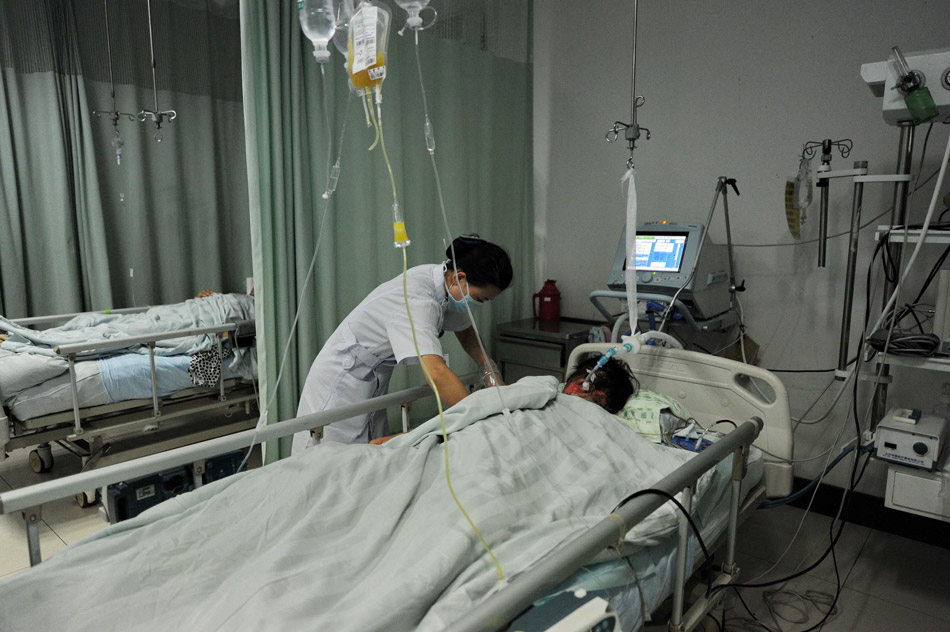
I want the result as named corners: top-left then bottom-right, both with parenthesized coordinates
top-left (0, 294), bottom-right (259, 496)
top-left (0, 344), bottom-right (792, 631)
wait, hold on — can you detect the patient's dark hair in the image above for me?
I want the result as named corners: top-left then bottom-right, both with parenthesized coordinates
top-left (445, 234), bottom-right (513, 290)
top-left (566, 356), bottom-right (639, 413)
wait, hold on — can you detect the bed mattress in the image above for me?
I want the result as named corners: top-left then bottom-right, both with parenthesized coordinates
top-left (4, 353), bottom-right (250, 421)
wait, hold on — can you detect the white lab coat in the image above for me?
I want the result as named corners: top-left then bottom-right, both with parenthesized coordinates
top-left (292, 264), bottom-right (470, 450)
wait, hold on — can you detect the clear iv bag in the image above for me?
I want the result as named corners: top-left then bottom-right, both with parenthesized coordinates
top-left (394, 0), bottom-right (430, 30)
top-left (332, 0), bottom-right (356, 56)
top-left (299, 0), bottom-right (336, 63)
top-left (793, 158), bottom-right (813, 211)
top-left (347, 1), bottom-right (391, 93)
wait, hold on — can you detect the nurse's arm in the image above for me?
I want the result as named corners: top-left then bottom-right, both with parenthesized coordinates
top-left (420, 354), bottom-right (469, 407)
top-left (454, 327), bottom-right (492, 369)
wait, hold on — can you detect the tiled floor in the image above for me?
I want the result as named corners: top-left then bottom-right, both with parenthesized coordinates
top-left (3, 448), bottom-right (949, 631)
top-left (0, 444), bottom-right (106, 579)
top-left (1, 442), bottom-right (260, 580)
top-left (727, 504), bottom-right (950, 631)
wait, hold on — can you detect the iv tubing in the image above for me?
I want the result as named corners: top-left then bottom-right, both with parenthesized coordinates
top-left (366, 87), bottom-right (401, 223)
top-left (412, 29), bottom-right (505, 395)
top-left (369, 82), bottom-right (501, 578)
top-left (400, 247), bottom-right (505, 582)
top-left (239, 66), bottom-right (348, 469)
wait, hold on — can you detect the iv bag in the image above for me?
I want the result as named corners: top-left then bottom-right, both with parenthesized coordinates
top-left (394, 0), bottom-right (430, 30)
top-left (299, 0), bottom-right (336, 63)
top-left (347, 0), bottom-right (391, 92)
top-left (332, 0), bottom-right (355, 56)
top-left (793, 158), bottom-right (813, 212)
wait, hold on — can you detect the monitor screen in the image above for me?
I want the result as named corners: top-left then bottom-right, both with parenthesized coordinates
top-left (633, 233), bottom-right (688, 272)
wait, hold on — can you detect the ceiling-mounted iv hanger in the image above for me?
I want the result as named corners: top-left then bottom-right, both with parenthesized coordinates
top-left (92, 0), bottom-right (139, 164)
top-left (138, 0), bottom-right (177, 142)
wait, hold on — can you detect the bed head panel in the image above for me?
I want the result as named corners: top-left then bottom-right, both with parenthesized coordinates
top-left (567, 343), bottom-right (793, 498)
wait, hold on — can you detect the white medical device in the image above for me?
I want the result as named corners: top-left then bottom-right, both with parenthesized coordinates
top-left (874, 410), bottom-right (946, 471)
top-left (860, 47), bottom-right (950, 125)
top-left (607, 222), bottom-right (730, 321)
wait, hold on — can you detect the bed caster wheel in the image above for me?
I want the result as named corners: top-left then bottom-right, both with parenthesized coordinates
top-left (29, 446), bottom-right (54, 473)
top-left (75, 490), bottom-right (99, 508)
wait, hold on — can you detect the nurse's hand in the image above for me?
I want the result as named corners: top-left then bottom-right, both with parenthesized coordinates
top-left (420, 354), bottom-right (470, 407)
top-left (481, 361), bottom-right (504, 388)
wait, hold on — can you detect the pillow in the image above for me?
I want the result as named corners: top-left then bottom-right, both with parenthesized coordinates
top-left (615, 389), bottom-right (691, 444)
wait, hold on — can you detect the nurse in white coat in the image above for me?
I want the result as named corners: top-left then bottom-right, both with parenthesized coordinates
top-left (292, 235), bottom-right (513, 450)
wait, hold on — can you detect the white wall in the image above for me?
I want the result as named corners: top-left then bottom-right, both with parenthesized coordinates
top-left (533, 0), bottom-right (949, 495)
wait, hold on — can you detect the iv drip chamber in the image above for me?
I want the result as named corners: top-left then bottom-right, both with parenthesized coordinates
top-left (395, 0), bottom-right (430, 29)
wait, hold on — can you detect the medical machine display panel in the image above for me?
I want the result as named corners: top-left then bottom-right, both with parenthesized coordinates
top-left (607, 222), bottom-right (731, 320)
top-left (634, 233), bottom-right (688, 273)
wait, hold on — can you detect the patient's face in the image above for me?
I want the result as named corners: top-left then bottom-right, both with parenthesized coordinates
top-left (562, 375), bottom-right (608, 409)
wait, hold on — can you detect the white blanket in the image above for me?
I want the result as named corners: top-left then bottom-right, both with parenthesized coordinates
top-left (0, 376), bottom-right (719, 632)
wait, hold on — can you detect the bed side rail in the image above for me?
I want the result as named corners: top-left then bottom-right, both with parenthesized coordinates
top-left (0, 372), bottom-right (478, 517)
top-left (9, 306), bottom-right (150, 328)
top-left (451, 417), bottom-right (762, 632)
top-left (53, 323), bottom-right (240, 356)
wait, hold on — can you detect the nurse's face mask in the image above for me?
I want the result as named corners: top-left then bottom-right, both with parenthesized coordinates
top-left (446, 273), bottom-right (482, 313)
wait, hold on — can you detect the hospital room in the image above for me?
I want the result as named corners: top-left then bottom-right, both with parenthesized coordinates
top-left (0, 0), bottom-right (948, 630)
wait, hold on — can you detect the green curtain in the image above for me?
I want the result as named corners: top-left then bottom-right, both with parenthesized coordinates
top-left (240, 0), bottom-right (534, 462)
top-left (0, 0), bottom-right (250, 318)
top-left (0, 0), bottom-right (113, 316)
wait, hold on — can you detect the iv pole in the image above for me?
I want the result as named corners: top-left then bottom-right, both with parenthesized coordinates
top-left (604, 0), bottom-right (649, 339)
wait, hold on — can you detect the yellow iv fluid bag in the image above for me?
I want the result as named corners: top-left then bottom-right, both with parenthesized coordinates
top-left (348, 1), bottom-right (391, 92)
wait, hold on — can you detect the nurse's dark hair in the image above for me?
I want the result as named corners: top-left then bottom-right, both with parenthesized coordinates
top-left (445, 234), bottom-right (513, 291)
top-left (566, 355), bottom-right (638, 413)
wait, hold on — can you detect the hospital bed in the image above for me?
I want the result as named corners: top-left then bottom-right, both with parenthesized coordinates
top-left (0, 295), bottom-right (259, 504)
top-left (455, 343), bottom-right (793, 631)
top-left (0, 345), bottom-right (791, 632)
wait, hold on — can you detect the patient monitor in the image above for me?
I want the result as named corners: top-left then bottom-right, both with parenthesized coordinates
top-left (607, 222), bottom-right (731, 321)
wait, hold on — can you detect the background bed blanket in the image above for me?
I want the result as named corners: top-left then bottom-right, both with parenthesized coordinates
top-left (0, 376), bottom-right (725, 632)
top-left (0, 294), bottom-right (255, 397)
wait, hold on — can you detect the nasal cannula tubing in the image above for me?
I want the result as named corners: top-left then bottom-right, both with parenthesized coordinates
top-left (401, 248), bottom-right (505, 582)
top-left (370, 86), bottom-right (504, 580)
top-left (238, 67), bottom-right (351, 471)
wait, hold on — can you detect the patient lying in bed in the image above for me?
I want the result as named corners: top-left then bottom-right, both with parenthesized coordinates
top-left (371, 356), bottom-right (638, 445)
top-left (0, 371), bottom-right (739, 632)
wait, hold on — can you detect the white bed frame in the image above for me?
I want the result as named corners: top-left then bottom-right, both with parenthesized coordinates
top-left (568, 343), bottom-right (793, 498)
